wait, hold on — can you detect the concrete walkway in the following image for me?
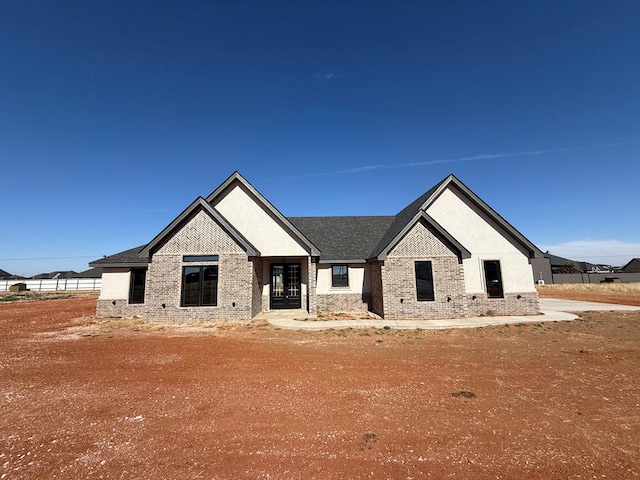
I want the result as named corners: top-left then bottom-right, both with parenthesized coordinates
top-left (262, 298), bottom-right (640, 331)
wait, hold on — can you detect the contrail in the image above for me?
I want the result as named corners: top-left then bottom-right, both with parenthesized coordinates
top-left (274, 142), bottom-right (628, 180)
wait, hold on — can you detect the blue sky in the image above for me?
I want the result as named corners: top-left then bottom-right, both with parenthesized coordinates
top-left (1, 1), bottom-right (639, 276)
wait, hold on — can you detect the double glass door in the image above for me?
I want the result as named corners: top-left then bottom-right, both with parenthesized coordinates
top-left (270, 263), bottom-right (301, 309)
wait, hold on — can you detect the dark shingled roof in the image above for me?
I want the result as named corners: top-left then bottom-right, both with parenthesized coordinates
top-left (288, 216), bottom-right (394, 262)
top-left (89, 245), bottom-right (148, 267)
top-left (369, 181), bottom-right (443, 258)
top-left (75, 267), bottom-right (104, 278)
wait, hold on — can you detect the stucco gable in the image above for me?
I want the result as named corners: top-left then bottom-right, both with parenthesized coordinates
top-left (422, 175), bottom-right (543, 259)
top-left (372, 174), bottom-right (542, 261)
top-left (206, 172), bottom-right (320, 257)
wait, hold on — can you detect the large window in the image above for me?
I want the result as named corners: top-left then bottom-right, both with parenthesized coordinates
top-left (483, 260), bottom-right (504, 298)
top-left (331, 265), bottom-right (349, 288)
top-left (182, 265), bottom-right (218, 306)
top-left (129, 268), bottom-right (147, 304)
top-left (415, 261), bottom-right (435, 301)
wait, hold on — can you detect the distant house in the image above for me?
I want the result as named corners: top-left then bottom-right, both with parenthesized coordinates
top-left (621, 258), bottom-right (640, 273)
top-left (91, 172), bottom-right (543, 322)
top-left (542, 253), bottom-right (609, 274)
top-left (0, 269), bottom-right (24, 280)
top-left (31, 271), bottom-right (78, 280)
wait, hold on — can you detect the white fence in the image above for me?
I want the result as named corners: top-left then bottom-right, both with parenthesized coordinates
top-left (0, 278), bottom-right (102, 292)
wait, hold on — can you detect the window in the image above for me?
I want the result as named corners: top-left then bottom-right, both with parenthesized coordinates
top-left (182, 265), bottom-right (218, 306)
top-left (483, 260), bottom-right (504, 298)
top-left (184, 255), bottom-right (219, 263)
top-left (331, 265), bottom-right (349, 288)
top-left (129, 268), bottom-right (147, 304)
top-left (415, 261), bottom-right (435, 301)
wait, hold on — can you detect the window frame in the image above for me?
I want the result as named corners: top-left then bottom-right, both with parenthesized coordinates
top-left (331, 265), bottom-right (349, 288)
top-left (181, 264), bottom-right (219, 307)
top-left (128, 268), bottom-right (147, 304)
top-left (414, 261), bottom-right (435, 302)
top-left (483, 260), bottom-right (504, 298)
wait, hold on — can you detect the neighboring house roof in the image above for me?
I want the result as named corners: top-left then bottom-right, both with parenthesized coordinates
top-left (140, 197), bottom-right (260, 257)
top-left (90, 245), bottom-right (149, 268)
top-left (75, 267), bottom-right (103, 278)
top-left (30, 271), bottom-right (78, 279)
top-left (544, 253), bottom-right (579, 267)
top-left (621, 258), bottom-right (640, 273)
top-left (544, 253), bottom-right (597, 273)
top-left (289, 216), bottom-right (394, 263)
top-left (0, 268), bottom-right (15, 280)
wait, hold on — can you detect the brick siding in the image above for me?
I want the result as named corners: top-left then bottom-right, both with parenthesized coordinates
top-left (98, 209), bottom-right (256, 322)
top-left (465, 291), bottom-right (539, 316)
top-left (382, 221), bottom-right (467, 320)
top-left (316, 293), bottom-right (370, 313)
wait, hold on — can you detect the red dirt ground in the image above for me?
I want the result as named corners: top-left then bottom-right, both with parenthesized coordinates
top-left (1, 294), bottom-right (640, 479)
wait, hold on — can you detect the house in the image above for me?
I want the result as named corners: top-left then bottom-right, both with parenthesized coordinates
top-left (0, 269), bottom-right (24, 280)
top-left (90, 172), bottom-right (542, 322)
top-left (30, 271), bottom-right (78, 280)
top-left (621, 258), bottom-right (640, 273)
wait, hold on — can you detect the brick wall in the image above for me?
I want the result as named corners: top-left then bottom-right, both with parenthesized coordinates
top-left (382, 220), bottom-right (467, 320)
top-left (308, 258), bottom-right (317, 314)
top-left (97, 209), bottom-right (257, 322)
top-left (251, 257), bottom-right (263, 317)
top-left (465, 292), bottom-right (539, 316)
top-left (316, 293), bottom-right (370, 313)
top-left (382, 256), bottom-right (466, 320)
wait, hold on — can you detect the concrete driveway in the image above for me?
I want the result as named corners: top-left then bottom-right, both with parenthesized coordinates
top-left (539, 298), bottom-right (640, 312)
top-left (264, 298), bottom-right (640, 330)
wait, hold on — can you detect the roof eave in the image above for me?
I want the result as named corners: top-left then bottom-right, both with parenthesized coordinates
top-left (88, 261), bottom-right (149, 268)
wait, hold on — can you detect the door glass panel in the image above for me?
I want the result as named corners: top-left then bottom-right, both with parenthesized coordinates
top-left (287, 264), bottom-right (300, 297)
top-left (272, 265), bottom-right (284, 298)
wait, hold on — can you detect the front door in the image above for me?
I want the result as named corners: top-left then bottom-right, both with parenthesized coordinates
top-left (270, 263), bottom-right (301, 309)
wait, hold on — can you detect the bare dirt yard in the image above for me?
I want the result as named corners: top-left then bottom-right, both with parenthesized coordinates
top-left (1, 289), bottom-right (640, 479)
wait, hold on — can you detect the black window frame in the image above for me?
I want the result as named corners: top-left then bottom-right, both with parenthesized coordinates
top-left (181, 265), bottom-right (218, 307)
top-left (415, 261), bottom-right (435, 302)
top-left (483, 260), bottom-right (504, 298)
top-left (331, 265), bottom-right (349, 288)
top-left (128, 268), bottom-right (147, 304)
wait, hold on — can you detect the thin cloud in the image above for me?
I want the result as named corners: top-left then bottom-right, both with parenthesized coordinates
top-left (279, 146), bottom-right (573, 180)
top-left (314, 72), bottom-right (342, 81)
top-left (277, 141), bottom-right (634, 180)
